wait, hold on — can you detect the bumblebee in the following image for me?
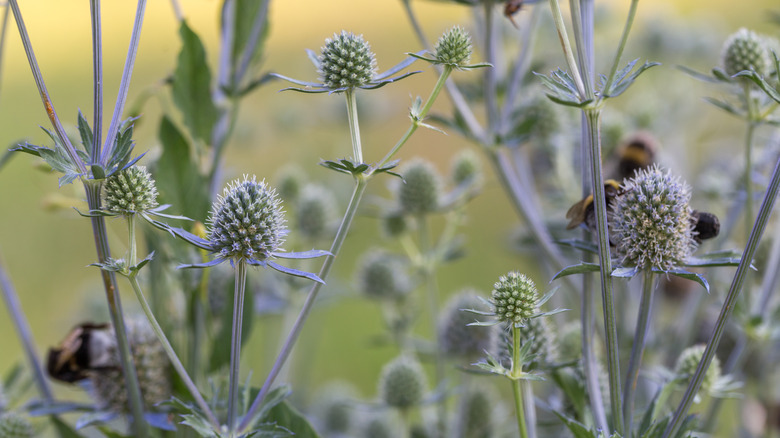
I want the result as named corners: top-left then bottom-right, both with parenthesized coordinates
top-left (504, 0), bottom-right (540, 28)
top-left (611, 132), bottom-right (658, 181)
top-left (47, 323), bottom-right (117, 383)
top-left (691, 210), bottom-right (720, 243)
top-left (565, 179), bottom-right (622, 232)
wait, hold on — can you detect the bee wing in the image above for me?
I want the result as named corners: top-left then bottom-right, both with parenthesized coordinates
top-left (565, 199), bottom-right (588, 229)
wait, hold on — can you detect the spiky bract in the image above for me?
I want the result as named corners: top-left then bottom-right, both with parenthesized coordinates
top-left (611, 165), bottom-right (696, 271)
top-left (208, 176), bottom-right (286, 261)
top-left (104, 166), bottom-right (158, 214)
top-left (318, 31), bottom-right (377, 90)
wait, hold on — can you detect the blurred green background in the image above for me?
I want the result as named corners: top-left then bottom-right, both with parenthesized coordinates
top-left (0, 0), bottom-right (777, 425)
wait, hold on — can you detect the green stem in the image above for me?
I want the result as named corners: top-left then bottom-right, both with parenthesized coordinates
top-left (127, 274), bottom-right (220, 429)
top-left (663, 155), bottom-right (780, 438)
top-left (567, 0), bottom-right (593, 96)
top-left (375, 66), bottom-right (452, 170)
top-left (418, 215), bottom-right (446, 437)
top-left (622, 268), bottom-right (656, 433)
top-left (511, 324), bottom-right (529, 438)
top-left (227, 259), bottom-right (248, 434)
top-left (124, 215), bottom-right (220, 429)
top-left (602, 0), bottom-right (639, 94)
top-left (546, 0), bottom-right (585, 98)
top-left (483, 1), bottom-right (499, 135)
top-left (345, 89), bottom-right (363, 164)
top-left (583, 109), bottom-right (623, 435)
top-left (239, 177), bottom-right (368, 433)
top-left (84, 183), bottom-right (147, 435)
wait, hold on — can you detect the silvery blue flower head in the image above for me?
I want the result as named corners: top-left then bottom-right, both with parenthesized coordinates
top-left (173, 175), bottom-right (329, 283)
top-left (611, 165), bottom-right (696, 271)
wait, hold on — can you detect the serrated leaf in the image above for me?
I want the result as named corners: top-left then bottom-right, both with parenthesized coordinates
top-left (735, 68), bottom-right (780, 104)
top-left (605, 60), bottom-right (660, 98)
top-left (76, 110), bottom-right (94, 155)
top-left (172, 21), bottom-right (218, 143)
top-left (552, 262), bottom-right (600, 280)
top-left (704, 97), bottom-right (744, 117)
top-left (264, 400), bottom-right (321, 438)
top-left (242, 386), bottom-right (292, 432)
top-left (156, 117), bottom-right (210, 220)
top-left (58, 172), bottom-right (81, 187)
top-left (553, 411), bottom-right (597, 438)
top-left (550, 370), bottom-right (588, 422)
top-left (545, 94), bottom-right (592, 108)
top-left (228, 0), bottom-right (269, 79)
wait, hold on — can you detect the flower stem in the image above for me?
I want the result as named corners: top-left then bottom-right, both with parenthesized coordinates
top-left (227, 258), bottom-right (248, 434)
top-left (663, 155), bottom-right (780, 438)
top-left (124, 216), bottom-right (220, 429)
top-left (0, 252), bottom-right (54, 402)
top-left (89, 0), bottom-right (103, 161)
top-left (546, 0), bottom-right (585, 98)
top-left (376, 66), bottom-right (452, 170)
top-left (622, 268), bottom-right (656, 433)
top-left (239, 177), bottom-right (368, 433)
top-left (510, 324), bottom-right (529, 438)
top-left (84, 183), bottom-right (147, 435)
top-left (602, 0), bottom-right (639, 94)
top-left (418, 215), bottom-right (446, 437)
top-left (345, 89), bottom-right (363, 164)
top-left (483, 1), bottom-right (499, 135)
top-left (583, 108), bottom-right (623, 435)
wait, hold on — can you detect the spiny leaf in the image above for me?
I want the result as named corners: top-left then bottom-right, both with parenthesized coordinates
top-left (552, 262), bottom-right (601, 281)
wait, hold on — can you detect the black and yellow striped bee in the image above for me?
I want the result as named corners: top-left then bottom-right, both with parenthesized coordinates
top-left (610, 132), bottom-right (658, 181)
top-left (691, 210), bottom-right (720, 243)
top-left (565, 179), bottom-right (623, 232)
top-left (47, 323), bottom-right (117, 383)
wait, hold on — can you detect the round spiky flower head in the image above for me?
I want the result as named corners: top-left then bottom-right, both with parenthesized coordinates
top-left (490, 272), bottom-right (539, 325)
top-left (611, 165), bottom-right (696, 271)
top-left (318, 31), bottom-right (377, 90)
top-left (296, 185), bottom-right (337, 241)
top-left (274, 164), bottom-right (307, 203)
top-left (399, 160), bottom-right (442, 216)
top-left (356, 250), bottom-right (411, 300)
top-left (450, 149), bottom-right (482, 187)
top-left (104, 166), bottom-right (158, 214)
top-left (454, 385), bottom-right (497, 438)
top-left (90, 318), bottom-right (171, 412)
top-left (438, 291), bottom-right (498, 360)
top-left (378, 355), bottom-right (427, 409)
top-left (0, 413), bottom-right (34, 438)
top-left (434, 26), bottom-right (472, 67)
top-left (675, 344), bottom-right (721, 394)
top-left (721, 28), bottom-right (771, 77)
top-left (208, 176), bottom-right (286, 261)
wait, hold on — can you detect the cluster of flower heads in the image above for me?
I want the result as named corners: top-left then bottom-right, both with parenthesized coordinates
top-left (207, 176), bottom-right (287, 262)
top-left (610, 165), bottom-right (697, 271)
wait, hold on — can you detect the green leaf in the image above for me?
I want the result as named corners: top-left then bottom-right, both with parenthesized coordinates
top-left (676, 65), bottom-right (721, 83)
top-left (228, 0), bottom-right (270, 79)
top-left (172, 21), bottom-right (218, 143)
top-left (550, 370), bottom-right (588, 422)
top-left (684, 256), bottom-right (743, 268)
top-left (660, 268), bottom-right (710, 293)
top-left (703, 97), bottom-right (744, 117)
top-left (553, 411), bottom-right (598, 438)
top-left (76, 110), bottom-right (93, 156)
top-left (265, 400), bottom-right (321, 438)
top-left (605, 60), bottom-right (661, 98)
top-left (734, 67), bottom-right (780, 104)
top-left (156, 117), bottom-right (210, 221)
top-left (552, 262), bottom-right (600, 280)
top-left (208, 273), bottom-right (255, 372)
top-left (50, 416), bottom-right (86, 438)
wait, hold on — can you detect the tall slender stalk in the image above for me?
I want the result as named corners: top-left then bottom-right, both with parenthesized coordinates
top-left (0, 253), bottom-right (54, 402)
top-left (663, 155), bottom-right (780, 438)
top-left (510, 325), bottom-right (529, 438)
top-left (89, 0), bottom-right (103, 161)
top-left (227, 259), bottom-right (248, 434)
top-left (345, 89), bottom-right (364, 164)
top-left (622, 268), bottom-right (656, 433)
top-left (583, 108), bottom-right (623, 434)
top-left (124, 216), bottom-right (220, 429)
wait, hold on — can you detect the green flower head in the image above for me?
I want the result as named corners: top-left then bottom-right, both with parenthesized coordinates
top-left (399, 159), bottom-right (442, 216)
top-left (319, 31), bottom-right (377, 90)
top-left (378, 355), bottom-right (427, 409)
top-left (721, 28), bottom-right (771, 77)
top-left (104, 166), bottom-right (158, 214)
top-left (490, 272), bottom-right (539, 325)
top-left (434, 26), bottom-right (473, 68)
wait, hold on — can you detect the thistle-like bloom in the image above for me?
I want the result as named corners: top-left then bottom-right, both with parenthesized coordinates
top-left (88, 318), bottom-right (171, 412)
top-left (450, 149), bottom-right (482, 187)
top-left (104, 166), bottom-right (158, 214)
top-left (378, 355), bottom-right (427, 409)
top-left (356, 250), bottom-right (412, 300)
top-left (173, 176), bottom-right (328, 282)
top-left (434, 26), bottom-right (472, 67)
top-left (296, 185), bottom-right (337, 241)
top-left (438, 291), bottom-right (498, 360)
top-left (490, 272), bottom-right (539, 325)
top-left (399, 159), bottom-right (442, 216)
top-left (274, 31), bottom-right (420, 94)
top-left (319, 31), bottom-right (377, 89)
top-left (721, 28), bottom-right (771, 77)
top-left (0, 413), bottom-right (34, 438)
top-left (611, 165), bottom-right (696, 271)
top-left (674, 344), bottom-right (720, 394)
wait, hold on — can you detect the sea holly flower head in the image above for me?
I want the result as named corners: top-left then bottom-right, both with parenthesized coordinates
top-left (408, 26), bottom-right (491, 71)
top-left (104, 166), bottom-right (158, 215)
top-left (378, 355), bottom-right (427, 409)
top-left (169, 175), bottom-right (329, 283)
top-left (611, 165), bottom-right (697, 271)
top-left (491, 272), bottom-right (539, 325)
top-left (0, 412), bottom-right (35, 438)
top-left (673, 344), bottom-right (740, 401)
top-left (721, 28), bottom-right (771, 77)
top-left (273, 30), bottom-right (421, 94)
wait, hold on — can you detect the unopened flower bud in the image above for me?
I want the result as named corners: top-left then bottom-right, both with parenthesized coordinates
top-left (721, 28), bottom-right (771, 77)
top-left (319, 31), bottom-right (377, 90)
top-left (399, 160), bottom-right (442, 216)
top-left (490, 272), bottom-right (538, 325)
top-left (379, 355), bottom-right (427, 409)
top-left (435, 26), bottom-right (473, 67)
top-left (104, 166), bottom-right (158, 214)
